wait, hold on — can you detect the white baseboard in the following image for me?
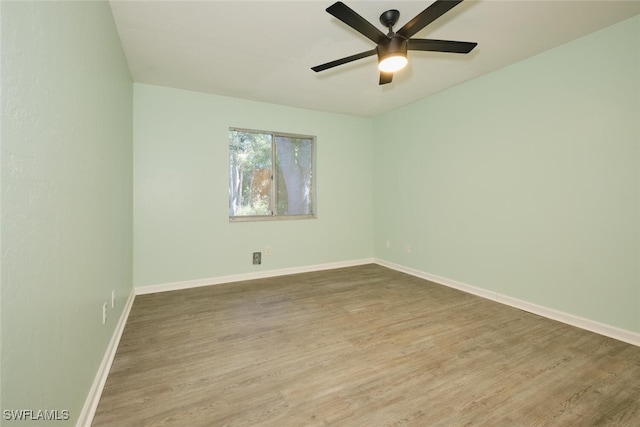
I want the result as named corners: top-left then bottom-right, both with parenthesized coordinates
top-left (76, 289), bottom-right (136, 427)
top-left (135, 258), bottom-right (376, 295)
top-left (496, 293), bottom-right (640, 347)
top-left (375, 259), bottom-right (499, 301)
top-left (376, 258), bottom-right (640, 348)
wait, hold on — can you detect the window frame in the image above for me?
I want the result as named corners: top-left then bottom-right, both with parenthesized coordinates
top-left (229, 127), bottom-right (317, 222)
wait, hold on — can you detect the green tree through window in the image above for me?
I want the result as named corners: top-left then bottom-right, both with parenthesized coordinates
top-left (229, 129), bottom-right (315, 220)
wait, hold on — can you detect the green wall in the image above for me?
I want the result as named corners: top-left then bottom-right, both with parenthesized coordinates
top-left (133, 84), bottom-right (374, 287)
top-left (1, 2), bottom-right (133, 425)
top-left (373, 15), bottom-right (640, 333)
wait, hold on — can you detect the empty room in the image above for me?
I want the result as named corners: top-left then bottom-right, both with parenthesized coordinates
top-left (2, 0), bottom-right (640, 426)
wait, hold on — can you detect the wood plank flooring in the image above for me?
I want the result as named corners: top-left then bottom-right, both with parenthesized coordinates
top-left (92, 264), bottom-right (640, 426)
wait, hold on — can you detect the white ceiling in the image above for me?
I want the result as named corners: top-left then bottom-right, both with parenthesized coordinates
top-left (109, 0), bottom-right (640, 117)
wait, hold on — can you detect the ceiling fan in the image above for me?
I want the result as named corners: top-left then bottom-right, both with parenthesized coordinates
top-left (311, 0), bottom-right (477, 85)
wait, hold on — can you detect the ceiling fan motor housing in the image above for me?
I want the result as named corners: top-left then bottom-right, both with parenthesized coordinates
top-left (377, 35), bottom-right (408, 61)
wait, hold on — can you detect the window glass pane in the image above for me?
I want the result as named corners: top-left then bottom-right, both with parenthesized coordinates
top-left (229, 131), bottom-right (272, 216)
top-left (275, 136), bottom-right (313, 216)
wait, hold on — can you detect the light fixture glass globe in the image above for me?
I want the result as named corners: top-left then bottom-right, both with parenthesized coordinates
top-left (378, 54), bottom-right (408, 73)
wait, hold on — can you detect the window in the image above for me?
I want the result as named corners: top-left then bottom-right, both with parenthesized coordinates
top-left (229, 128), bottom-right (316, 221)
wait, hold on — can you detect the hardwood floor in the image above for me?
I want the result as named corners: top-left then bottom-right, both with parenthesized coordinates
top-left (92, 264), bottom-right (640, 426)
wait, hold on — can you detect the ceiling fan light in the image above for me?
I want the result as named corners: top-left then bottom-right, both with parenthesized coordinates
top-left (377, 35), bottom-right (408, 73)
top-left (378, 54), bottom-right (407, 73)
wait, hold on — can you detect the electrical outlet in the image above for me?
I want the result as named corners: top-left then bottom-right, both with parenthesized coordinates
top-left (265, 246), bottom-right (272, 256)
top-left (111, 290), bottom-right (116, 308)
top-left (386, 240), bottom-right (391, 249)
top-left (405, 244), bottom-right (411, 254)
top-left (253, 252), bottom-right (261, 265)
top-left (102, 303), bottom-right (108, 324)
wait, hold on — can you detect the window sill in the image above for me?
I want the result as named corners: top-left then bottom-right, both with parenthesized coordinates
top-left (229, 214), bottom-right (316, 223)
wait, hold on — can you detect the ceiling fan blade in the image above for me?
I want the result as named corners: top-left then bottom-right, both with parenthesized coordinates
top-left (379, 72), bottom-right (393, 85)
top-left (311, 49), bottom-right (377, 72)
top-left (397, 0), bottom-right (463, 39)
top-left (326, 1), bottom-right (388, 44)
top-left (408, 39), bottom-right (477, 54)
